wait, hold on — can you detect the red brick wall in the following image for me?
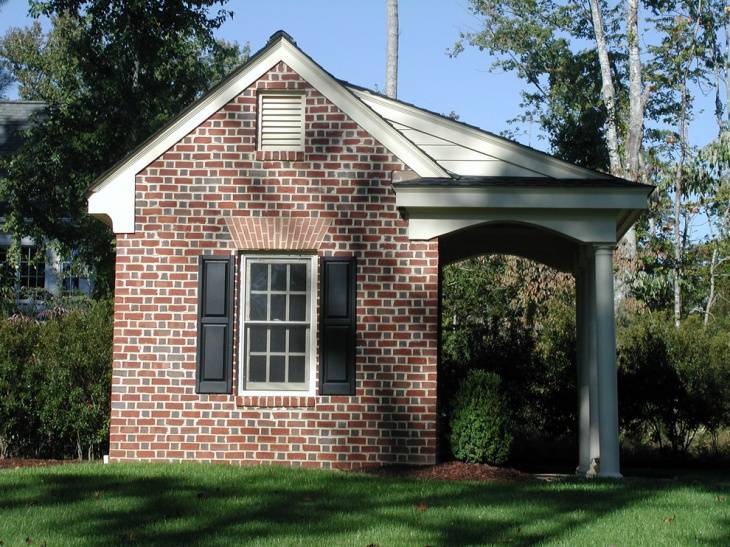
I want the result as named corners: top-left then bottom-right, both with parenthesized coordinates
top-left (110, 62), bottom-right (439, 468)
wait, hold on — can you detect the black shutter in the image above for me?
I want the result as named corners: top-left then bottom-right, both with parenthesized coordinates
top-left (196, 255), bottom-right (234, 394)
top-left (319, 256), bottom-right (357, 395)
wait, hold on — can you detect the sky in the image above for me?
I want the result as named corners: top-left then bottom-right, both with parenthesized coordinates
top-left (0, 0), bottom-right (718, 152)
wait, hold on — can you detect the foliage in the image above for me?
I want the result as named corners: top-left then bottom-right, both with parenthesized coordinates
top-left (451, 0), bottom-right (612, 170)
top-left (618, 312), bottom-right (730, 453)
top-left (440, 256), bottom-right (577, 457)
top-left (0, 298), bottom-right (112, 459)
top-left (449, 370), bottom-right (513, 465)
top-left (0, 2), bottom-right (248, 294)
top-left (0, 315), bottom-right (43, 458)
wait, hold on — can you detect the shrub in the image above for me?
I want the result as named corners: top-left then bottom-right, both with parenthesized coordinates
top-left (449, 370), bottom-right (513, 465)
top-left (0, 316), bottom-right (44, 458)
top-left (0, 298), bottom-right (112, 459)
top-left (618, 312), bottom-right (730, 454)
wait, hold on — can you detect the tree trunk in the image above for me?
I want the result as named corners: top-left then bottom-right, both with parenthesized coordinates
top-left (673, 82), bottom-right (689, 328)
top-left (626, 0), bottom-right (644, 183)
top-left (385, 0), bottom-right (399, 99)
top-left (588, 0), bottom-right (623, 177)
top-left (619, 0), bottom-right (646, 266)
top-left (704, 247), bottom-right (718, 325)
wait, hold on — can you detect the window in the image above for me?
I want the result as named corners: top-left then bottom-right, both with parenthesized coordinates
top-left (19, 246), bottom-right (45, 290)
top-left (240, 256), bottom-right (315, 392)
top-left (0, 246), bottom-right (12, 286)
top-left (257, 92), bottom-right (305, 151)
top-left (60, 259), bottom-right (81, 293)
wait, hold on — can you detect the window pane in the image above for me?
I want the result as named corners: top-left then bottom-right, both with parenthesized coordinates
top-left (270, 356), bottom-right (285, 382)
top-left (290, 263), bottom-right (306, 291)
top-left (289, 356), bottom-right (305, 383)
top-left (249, 326), bottom-right (267, 353)
top-left (251, 263), bottom-right (268, 290)
top-left (271, 263), bottom-right (287, 291)
top-left (289, 294), bottom-right (306, 321)
top-left (250, 293), bottom-right (268, 320)
top-left (249, 356), bottom-right (267, 382)
top-left (271, 294), bottom-right (286, 321)
top-left (289, 327), bottom-right (306, 353)
top-left (270, 327), bottom-right (286, 353)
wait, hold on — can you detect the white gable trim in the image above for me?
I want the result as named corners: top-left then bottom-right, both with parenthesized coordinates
top-left (88, 37), bottom-right (448, 233)
top-left (350, 87), bottom-right (606, 180)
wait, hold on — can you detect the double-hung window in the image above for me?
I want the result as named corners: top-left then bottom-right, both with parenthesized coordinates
top-left (240, 256), bottom-right (315, 392)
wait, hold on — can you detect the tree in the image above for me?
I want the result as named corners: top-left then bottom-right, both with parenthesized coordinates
top-left (385, 0), bottom-right (398, 99)
top-left (451, 0), bottom-right (610, 170)
top-left (0, 0), bottom-right (10, 97)
top-left (0, 1), bottom-right (247, 294)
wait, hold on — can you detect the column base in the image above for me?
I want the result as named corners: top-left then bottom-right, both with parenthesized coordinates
top-left (597, 471), bottom-right (623, 479)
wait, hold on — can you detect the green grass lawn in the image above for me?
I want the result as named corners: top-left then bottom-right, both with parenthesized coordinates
top-left (0, 463), bottom-right (728, 546)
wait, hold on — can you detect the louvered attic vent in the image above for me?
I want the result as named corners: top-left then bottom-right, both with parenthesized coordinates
top-left (258, 92), bottom-right (305, 151)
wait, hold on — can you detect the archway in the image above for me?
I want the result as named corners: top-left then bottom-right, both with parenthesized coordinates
top-left (393, 176), bottom-right (653, 477)
top-left (438, 222), bottom-right (588, 474)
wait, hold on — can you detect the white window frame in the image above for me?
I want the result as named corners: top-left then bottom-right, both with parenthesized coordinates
top-left (257, 91), bottom-right (306, 152)
top-left (238, 254), bottom-right (317, 396)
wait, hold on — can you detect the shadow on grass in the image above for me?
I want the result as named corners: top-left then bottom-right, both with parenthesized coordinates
top-left (1, 464), bottom-right (728, 545)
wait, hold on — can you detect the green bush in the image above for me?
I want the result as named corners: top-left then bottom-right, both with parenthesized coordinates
top-left (0, 299), bottom-right (112, 459)
top-left (449, 370), bottom-right (513, 465)
top-left (618, 312), bottom-right (730, 454)
top-left (0, 316), bottom-right (44, 458)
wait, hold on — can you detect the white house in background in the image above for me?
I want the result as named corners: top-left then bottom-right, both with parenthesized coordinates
top-left (0, 100), bottom-right (93, 297)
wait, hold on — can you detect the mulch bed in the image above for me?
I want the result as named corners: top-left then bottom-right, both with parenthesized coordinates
top-left (2, 458), bottom-right (542, 483)
top-left (0, 458), bottom-right (81, 470)
top-left (362, 461), bottom-right (531, 482)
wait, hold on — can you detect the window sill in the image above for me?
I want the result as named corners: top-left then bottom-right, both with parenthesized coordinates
top-left (255, 150), bottom-right (305, 162)
top-left (236, 395), bottom-right (316, 408)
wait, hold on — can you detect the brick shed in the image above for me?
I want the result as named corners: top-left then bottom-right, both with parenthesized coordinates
top-left (88, 31), bottom-right (651, 476)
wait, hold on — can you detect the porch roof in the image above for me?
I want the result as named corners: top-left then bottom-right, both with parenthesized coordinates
top-left (392, 176), bottom-right (654, 245)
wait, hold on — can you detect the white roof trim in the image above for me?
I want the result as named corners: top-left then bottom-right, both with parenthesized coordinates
top-left (87, 36), bottom-right (448, 233)
top-left (350, 87), bottom-right (606, 180)
top-left (394, 184), bottom-right (651, 242)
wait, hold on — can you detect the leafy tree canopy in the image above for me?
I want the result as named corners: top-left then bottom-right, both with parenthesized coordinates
top-left (0, 1), bottom-right (248, 294)
top-left (451, 0), bottom-right (614, 170)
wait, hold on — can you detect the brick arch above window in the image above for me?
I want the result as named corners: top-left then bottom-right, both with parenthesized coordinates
top-left (224, 215), bottom-right (333, 251)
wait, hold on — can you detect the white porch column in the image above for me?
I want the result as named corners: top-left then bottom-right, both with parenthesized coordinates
top-left (575, 254), bottom-right (590, 475)
top-left (593, 244), bottom-right (622, 478)
top-left (577, 247), bottom-right (600, 477)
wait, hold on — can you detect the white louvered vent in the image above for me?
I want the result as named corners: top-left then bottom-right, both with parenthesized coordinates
top-left (258, 93), bottom-right (305, 151)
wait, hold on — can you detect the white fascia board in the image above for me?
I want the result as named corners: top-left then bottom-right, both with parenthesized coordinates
top-left (351, 88), bottom-right (607, 180)
top-left (394, 185), bottom-right (651, 211)
top-left (88, 39), bottom-right (448, 234)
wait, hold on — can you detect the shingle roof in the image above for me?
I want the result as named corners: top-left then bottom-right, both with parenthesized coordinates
top-left (0, 101), bottom-right (47, 157)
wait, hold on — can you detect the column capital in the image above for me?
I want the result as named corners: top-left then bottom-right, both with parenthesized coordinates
top-left (592, 243), bottom-right (617, 255)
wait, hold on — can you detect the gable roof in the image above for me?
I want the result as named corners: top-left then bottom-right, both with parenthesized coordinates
top-left (0, 101), bottom-right (46, 157)
top-left (87, 31), bottom-right (449, 232)
top-left (88, 30), bottom-right (639, 234)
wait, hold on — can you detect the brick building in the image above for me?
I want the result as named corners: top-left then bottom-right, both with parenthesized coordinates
top-left (88, 32), bottom-right (651, 476)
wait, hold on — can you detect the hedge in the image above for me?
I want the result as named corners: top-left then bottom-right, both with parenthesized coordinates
top-left (0, 299), bottom-right (112, 460)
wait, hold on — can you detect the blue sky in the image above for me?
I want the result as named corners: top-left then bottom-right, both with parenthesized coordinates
top-left (0, 0), bottom-right (717, 152)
